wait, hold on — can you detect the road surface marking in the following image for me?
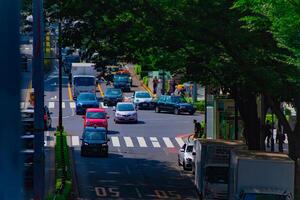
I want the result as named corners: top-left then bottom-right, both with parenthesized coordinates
top-left (72, 136), bottom-right (80, 146)
top-left (163, 137), bottom-right (174, 148)
top-left (61, 102), bottom-right (65, 109)
top-left (68, 83), bottom-right (73, 100)
top-left (70, 102), bottom-right (76, 109)
top-left (111, 137), bottom-right (120, 147)
top-left (175, 137), bottom-right (185, 148)
top-left (20, 102), bottom-right (25, 109)
top-left (137, 137), bottom-right (147, 147)
top-left (150, 137), bottom-right (161, 148)
top-left (48, 101), bottom-right (55, 109)
top-left (97, 83), bottom-right (104, 97)
top-left (124, 136), bottom-right (134, 147)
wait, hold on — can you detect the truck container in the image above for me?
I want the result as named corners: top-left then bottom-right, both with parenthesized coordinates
top-left (229, 150), bottom-right (294, 200)
top-left (71, 63), bottom-right (96, 99)
top-left (194, 139), bottom-right (246, 200)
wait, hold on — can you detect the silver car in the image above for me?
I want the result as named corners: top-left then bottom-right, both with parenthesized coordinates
top-left (114, 102), bottom-right (138, 123)
top-left (178, 142), bottom-right (194, 170)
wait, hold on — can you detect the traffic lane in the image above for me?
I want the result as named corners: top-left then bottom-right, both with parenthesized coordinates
top-left (74, 148), bottom-right (198, 200)
top-left (99, 82), bottom-right (135, 99)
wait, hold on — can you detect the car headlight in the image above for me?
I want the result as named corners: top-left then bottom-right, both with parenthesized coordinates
top-left (102, 143), bottom-right (108, 147)
top-left (116, 113), bottom-right (122, 117)
top-left (83, 142), bottom-right (89, 145)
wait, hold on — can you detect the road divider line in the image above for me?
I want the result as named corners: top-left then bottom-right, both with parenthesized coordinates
top-left (111, 137), bottom-right (120, 147)
top-left (97, 83), bottom-right (104, 97)
top-left (72, 136), bottom-right (80, 146)
top-left (175, 137), bottom-right (185, 148)
top-left (150, 137), bottom-right (161, 148)
top-left (137, 137), bottom-right (147, 147)
top-left (162, 137), bottom-right (174, 148)
top-left (141, 83), bottom-right (155, 98)
top-left (67, 83), bottom-right (73, 101)
top-left (48, 101), bottom-right (55, 109)
top-left (124, 136), bottom-right (134, 147)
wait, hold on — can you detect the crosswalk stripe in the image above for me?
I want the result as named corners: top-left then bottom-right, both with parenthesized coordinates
top-left (111, 136), bottom-right (120, 147)
top-left (124, 136), bottom-right (134, 147)
top-left (175, 137), bottom-right (185, 148)
top-left (150, 137), bottom-right (161, 148)
top-left (137, 137), bottom-right (147, 147)
top-left (163, 137), bottom-right (174, 148)
top-left (20, 102), bottom-right (25, 109)
top-left (72, 136), bottom-right (80, 146)
top-left (48, 102), bottom-right (55, 109)
top-left (70, 102), bottom-right (76, 109)
top-left (62, 102), bottom-right (65, 109)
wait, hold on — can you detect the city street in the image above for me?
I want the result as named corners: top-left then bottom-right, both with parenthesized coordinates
top-left (35, 67), bottom-right (202, 199)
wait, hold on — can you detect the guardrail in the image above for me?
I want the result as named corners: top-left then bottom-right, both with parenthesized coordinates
top-left (46, 131), bottom-right (72, 200)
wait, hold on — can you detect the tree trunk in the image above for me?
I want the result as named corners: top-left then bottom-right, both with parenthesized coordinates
top-left (236, 90), bottom-right (261, 150)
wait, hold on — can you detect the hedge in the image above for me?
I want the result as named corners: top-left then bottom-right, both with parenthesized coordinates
top-left (143, 76), bottom-right (148, 86)
top-left (134, 64), bottom-right (142, 75)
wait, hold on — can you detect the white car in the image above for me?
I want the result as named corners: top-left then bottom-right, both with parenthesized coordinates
top-left (132, 91), bottom-right (154, 109)
top-left (178, 142), bottom-right (195, 170)
top-left (114, 102), bottom-right (138, 123)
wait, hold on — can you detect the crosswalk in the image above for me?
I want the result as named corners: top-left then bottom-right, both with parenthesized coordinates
top-left (44, 135), bottom-right (186, 149)
top-left (20, 101), bottom-right (81, 109)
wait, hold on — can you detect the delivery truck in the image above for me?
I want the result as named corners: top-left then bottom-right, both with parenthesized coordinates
top-left (229, 150), bottom-right (294, 200)
top-left (194, 139), bottom-right (246, 200)
top-left (71, 63), bottom-right (96, 99)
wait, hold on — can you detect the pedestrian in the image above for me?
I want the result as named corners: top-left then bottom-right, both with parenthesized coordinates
top-left (276, 126), bottom-right (285, 153)
top-left (153, 76), bottom-right (158, 94)
top-left (265, 120), bottom-right (272, 148)
top-left (193, 119), bottom-right (202, 138)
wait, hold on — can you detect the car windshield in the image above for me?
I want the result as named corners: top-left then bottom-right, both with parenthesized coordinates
top-left (105, 89), bottom-right (122, 96)
top-left (87, 112), bottom-right (106, 119)
top-left (114, 76), bottom-right (129, 82)
top-left (110, 67), bottom-right (119, 72)
top-left (77, 93), bottom-right (96, 101)
top-left (117, 104), bottom-right (135, 111)
top-left (243, 194), bottom-right (287, 200)
top-left (171, 96), bottom-right (187, 103)
top-left (74, 77), bottom-right (94, 86)
top-left (84, 131), bottom-right (106, 140)
top-left (136, 92), bottom-right (151, 98)
top-left (205, 166), bottom-right (228, 184)
top-left (186, 145), bottom-right (193, 152)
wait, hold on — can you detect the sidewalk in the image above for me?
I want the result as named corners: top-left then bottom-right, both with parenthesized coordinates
top-left (126, 63), bottom-right (147, 92)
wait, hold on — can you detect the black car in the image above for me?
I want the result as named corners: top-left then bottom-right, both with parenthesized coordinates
top-left (80, 127), bottom-right (110, 157)
top-left (103, 88), bottom-right (123, 106)
top-left (155, 95), bottom-right (195, 115)
top-left (113, 75), bottom-right (131, 92)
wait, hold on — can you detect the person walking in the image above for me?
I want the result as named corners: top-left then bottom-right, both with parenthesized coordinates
top-left (153, 76), bottom-right (158, 94)
top-left (277, 126), bottom-right (286, 152)
top-left (265, 120), bottom-right (272, 148)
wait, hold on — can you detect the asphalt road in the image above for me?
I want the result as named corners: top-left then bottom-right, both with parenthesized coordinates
top-left (40, 68), bottom-right (203, 200)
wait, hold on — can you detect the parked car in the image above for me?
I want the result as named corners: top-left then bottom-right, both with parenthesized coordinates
top-left (76, 92), bottom-right (99, 115)
top-left (114, 102), bottom-right (138, 123)
top-left (178, 142), bottom-right (195, 170)
top-left (103, 88), bottom-right (123, 106)
top-left (155, 95), bottom-right (195, 115)
top-left (132, 91), bottom-right (154, 109)
top-left (83, 108), bottom-right (109, 130)
top-left (113, 75), bottom-right (131, 92)
top-left (80, 127), bottom-right (110, 157)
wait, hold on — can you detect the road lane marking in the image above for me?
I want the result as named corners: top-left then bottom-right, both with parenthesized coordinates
top-left (124, 136), bottom-right (134, 147)
top-left (48, 101), bottom-right (55, 109)
top-left (150, 137), bottom-right (161, 148)
top-left (61, 102), bottom-right (65, 109)
top-left (175, 137), bottom-right (185, 148)
top-left (71, 136), bottom-right (80, 146)
top-left (163, 137), bottom-right (174, 148)
top-left (97, 83), bottom-right (104, 97)
top-left (68, 83), bottom-right (73, 100)
top-left (111, 137), bottom-right (120, 147)
top-left (70, 102), bottom-right (76, 109)
top-left (137, 137), bottom-right (147, 147)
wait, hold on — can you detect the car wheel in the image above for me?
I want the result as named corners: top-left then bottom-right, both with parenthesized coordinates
top-left (155, 106), bottom-right (160, 113)
top-left (178, 157), bottom-right (181, 166)
top-left (114, 119), bottom-right (118, 124)
top-left (183, 161), bottom-right (187, 170)
top-left (174, 108), bottom-right (180, 115)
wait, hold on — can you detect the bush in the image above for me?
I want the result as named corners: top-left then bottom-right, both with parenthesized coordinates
top-left (194, 100), bottom-right (205, 112)
top-left (143, 76), bottom-right (148, 86)
top-left (134, 64), bottom-right (142, 75)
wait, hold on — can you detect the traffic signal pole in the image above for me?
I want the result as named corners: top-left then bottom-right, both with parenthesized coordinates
top-left (0, 1), bottom-right (22, 199)
top-left (32, 0), bottom-right (45, 199)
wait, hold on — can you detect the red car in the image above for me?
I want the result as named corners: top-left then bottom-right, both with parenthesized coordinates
top-left (83, 108), bottom-right (109, 130)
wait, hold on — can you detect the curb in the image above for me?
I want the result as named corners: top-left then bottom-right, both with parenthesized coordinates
top-left (69, 147), bottom-right (80, 199)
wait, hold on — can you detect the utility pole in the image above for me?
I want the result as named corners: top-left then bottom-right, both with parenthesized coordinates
top-left (192, 82), bottom-right (197, 103)
top-left (0, 1), bottom-right (22, 199)
top-left (58, 6), bottom-right (63, 131)
top-left (32, 0), bottom-right (45, 199)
